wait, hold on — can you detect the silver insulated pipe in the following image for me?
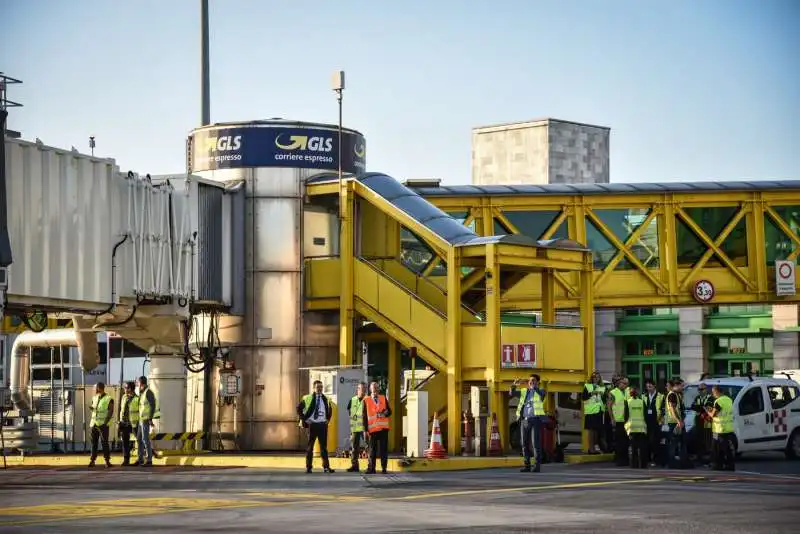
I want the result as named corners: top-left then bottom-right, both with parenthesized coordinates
top-left (9, 324), bottom-right (100, 411)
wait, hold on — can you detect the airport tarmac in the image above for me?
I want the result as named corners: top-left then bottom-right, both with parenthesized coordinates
top-left (0, 453), bottom-right (798, 533)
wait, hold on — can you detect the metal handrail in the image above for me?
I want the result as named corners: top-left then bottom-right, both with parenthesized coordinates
top-left (357, 257), bottom-right (446, 318)
top-left (361, 256), bottom-right (483, 320)
top-left (499, 321), bottom-right (583, 330)
top-left (399, 371), bottom-right (440, 402)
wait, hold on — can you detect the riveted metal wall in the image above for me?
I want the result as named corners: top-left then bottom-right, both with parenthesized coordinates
top-left (197, 183), bottom-right (224, 303)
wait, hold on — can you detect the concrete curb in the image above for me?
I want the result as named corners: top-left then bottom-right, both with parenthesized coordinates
top-left (0, 452), bottom-right (612, 472)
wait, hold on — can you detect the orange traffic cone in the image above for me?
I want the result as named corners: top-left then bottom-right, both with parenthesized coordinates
top-left (424, 412), bottom-right (448, 459)
top-left (488, 412), bottom-right (502, 456)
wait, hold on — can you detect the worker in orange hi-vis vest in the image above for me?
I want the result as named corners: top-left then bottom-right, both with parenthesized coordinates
top-left (362, 381), bottom-right (392, 474)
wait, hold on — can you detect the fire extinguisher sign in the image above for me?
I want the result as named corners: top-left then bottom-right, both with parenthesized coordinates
top-left (776, 260), bottom-right (796, 296)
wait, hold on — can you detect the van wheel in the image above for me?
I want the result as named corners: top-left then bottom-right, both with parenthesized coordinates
top-left (786, 429), bottom-right (800, 460)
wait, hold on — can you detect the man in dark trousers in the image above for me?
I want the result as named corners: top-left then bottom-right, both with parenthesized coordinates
top-left (88, 382), bottom-right (114, 468)
top-left (643, 379), bottom-right (665, 467)
top-left (510, 374), bottom-right (547, 473)
top-left (118, 381), bottom-right (139, 466)
top-left (346, 381), bottom-right (367, 473)
top-left (363, 381), bottom-right (392, 474)
top-left (297, 380), bottom-right (335, 473)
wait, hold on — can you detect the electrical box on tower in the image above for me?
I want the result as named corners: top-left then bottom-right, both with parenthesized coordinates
top-left (218, 363), bottom-right (241, 399)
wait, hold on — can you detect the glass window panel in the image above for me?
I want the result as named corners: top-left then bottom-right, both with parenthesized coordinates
top-left (641, 339), bottom-right (655, 352)
top-left (683, 206), bottom-right (747, 267)
top-left (400, 227), bottom-right (433, 274)
top-left (722, 218), bottom-right (748, 267)
top-left (656, 341), bottom-right (675, 355)
top-left (493, 219), bottom-right (509, 235)
top-left (671, 361), bottom-right (680, 377)
top-left (502, 210), bottom-right (566, 240)
top-left (585, 218), bottom-right (618, 269)
top-left (764, 337), bottom-right (774, 354)
top-left (739, 387), bottom-right (764, 415)
top-left (764, 206), bottom-right (800, 266)
top-left (746, 337), bottom-right (763, 353)
top-left (446, 211), bottom-right (476, 233)
top-left (593, 208), bottom-right (660, 270)
top-left (624, 341), bottom-right (639, 355)
top-left (730, 338), bottom-right (746, 349)
top-left (624, 361), bottom-right (639, 376)
top-left (676, 218), bottom-right (708, 268)
top-left (714, 360), bottom-right (728, 375)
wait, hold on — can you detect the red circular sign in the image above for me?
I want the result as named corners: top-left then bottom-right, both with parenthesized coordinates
top-left (692, 279), bottom-right (715, 303)
top-left (778, 262), bottom-right (793, 280)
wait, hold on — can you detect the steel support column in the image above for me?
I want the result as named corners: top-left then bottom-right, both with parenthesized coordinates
top-left (484, 244), bottom-right (504, 451)
top-left (339, 181), bottom-right (355, 366)
top-left (579, 258), bottom-right (595, 453)
top-left (446, 246), bottom-right (462, 454)
top-left (387, 337), bottom-right (401, 452)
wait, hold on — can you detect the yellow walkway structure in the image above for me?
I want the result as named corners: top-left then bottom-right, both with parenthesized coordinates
top-left (407, 179), bottom-right (800, 308)
top-left (304, 174), bottom-right (800, 454)
top-left (305, 173), bottom-right (595, 453)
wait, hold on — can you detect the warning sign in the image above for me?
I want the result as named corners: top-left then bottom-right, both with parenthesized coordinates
top-left (775, 260), bottom-right (796, 296)
top-left (517, 344), bottom-right (537, 368)
top-left (501, 344), bottom-right (516, 368)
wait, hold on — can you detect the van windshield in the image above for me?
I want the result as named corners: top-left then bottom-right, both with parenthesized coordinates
top-left (683, 385), bottom-right (744, 409)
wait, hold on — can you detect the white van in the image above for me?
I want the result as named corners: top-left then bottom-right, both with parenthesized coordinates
top-left (682, 376), bottom-right (800, 459)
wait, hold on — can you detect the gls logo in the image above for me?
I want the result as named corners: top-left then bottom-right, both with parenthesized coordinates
top-left (203, 135), bottom-right (242, 152)
top-left (275, 134), bottom-right (333, 153)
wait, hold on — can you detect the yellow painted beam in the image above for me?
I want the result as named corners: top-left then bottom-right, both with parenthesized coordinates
top-left (579, 259), bottom-right (595, 454)
top-left (339, 181), bottom-right (355, 366)
top-left (541, 270), bottom-right (555, 324)
top-left (388, 337), bottom-right (401, 452)
top-left (484, 244), bottom-right (503, 451)
top-left (446, 247), bottom-right (462, 454)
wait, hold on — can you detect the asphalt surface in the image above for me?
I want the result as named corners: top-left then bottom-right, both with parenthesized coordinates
top-left (0, 453), bottom-right (798, 533)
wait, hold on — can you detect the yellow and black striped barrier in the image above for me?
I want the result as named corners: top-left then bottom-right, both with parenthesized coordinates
top-left (149, 432), bottom-right (207, 454)
top-left (150, 432), bottom-right (206, 441)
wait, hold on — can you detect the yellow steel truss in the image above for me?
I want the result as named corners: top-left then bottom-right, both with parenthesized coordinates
top-left (415, 188), bottom-right (800, 308)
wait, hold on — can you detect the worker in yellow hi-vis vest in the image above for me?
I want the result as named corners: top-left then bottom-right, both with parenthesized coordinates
top-left (624, 387), bottom-right (647, 469)
top-left (135, 376), bottom-right (159, 467)
top-left (706, 384), bottom-right (735, 472)
top-left (88, 382), bottom-right (114, 468)
top-left (118, 381), bottom-right (140, 467)
top-left (346, 381), bottom-right (367, 473)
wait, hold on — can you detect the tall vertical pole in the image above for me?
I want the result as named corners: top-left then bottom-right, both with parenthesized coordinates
top-left (337, 91), bottom-right (343, 197)
top-left (200, 0), bottom-right (211, 126)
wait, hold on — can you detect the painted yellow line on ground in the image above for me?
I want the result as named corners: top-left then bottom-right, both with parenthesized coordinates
top-left (386, 478), bottom-right (667, 501)
top-left (0, 498), bottom-right (285, 528)
top-left (244, 492), bottom-right (367, 502)
top-left (0, 479), bottom-right (667, 527)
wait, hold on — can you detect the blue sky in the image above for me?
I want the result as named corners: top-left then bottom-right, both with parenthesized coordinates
top-left (2, 0), bottom-right (798, 185)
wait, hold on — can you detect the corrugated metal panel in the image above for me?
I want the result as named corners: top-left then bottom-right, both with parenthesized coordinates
top-left (230, 184), bottom-right (246, 315)
top-left (197, 183), bottom-right (223, 302)
top-left (4, 137), bottom-right (125, 308)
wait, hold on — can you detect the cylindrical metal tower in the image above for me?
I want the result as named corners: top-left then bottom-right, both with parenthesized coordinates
top-left (187, 119), bottom-right (366, 449)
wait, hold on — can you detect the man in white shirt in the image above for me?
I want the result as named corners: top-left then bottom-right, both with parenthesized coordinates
top-left (296, 380), bottom-right (335, 473)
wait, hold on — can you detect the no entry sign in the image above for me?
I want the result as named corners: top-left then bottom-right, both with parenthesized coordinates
top-left (775, 260), bottom-right (796, 296)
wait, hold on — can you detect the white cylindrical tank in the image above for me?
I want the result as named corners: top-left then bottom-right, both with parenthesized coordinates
top-left (187, 119), bottom-right (366, 450)
top-left (148, 355), bottom-right (187, 448)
